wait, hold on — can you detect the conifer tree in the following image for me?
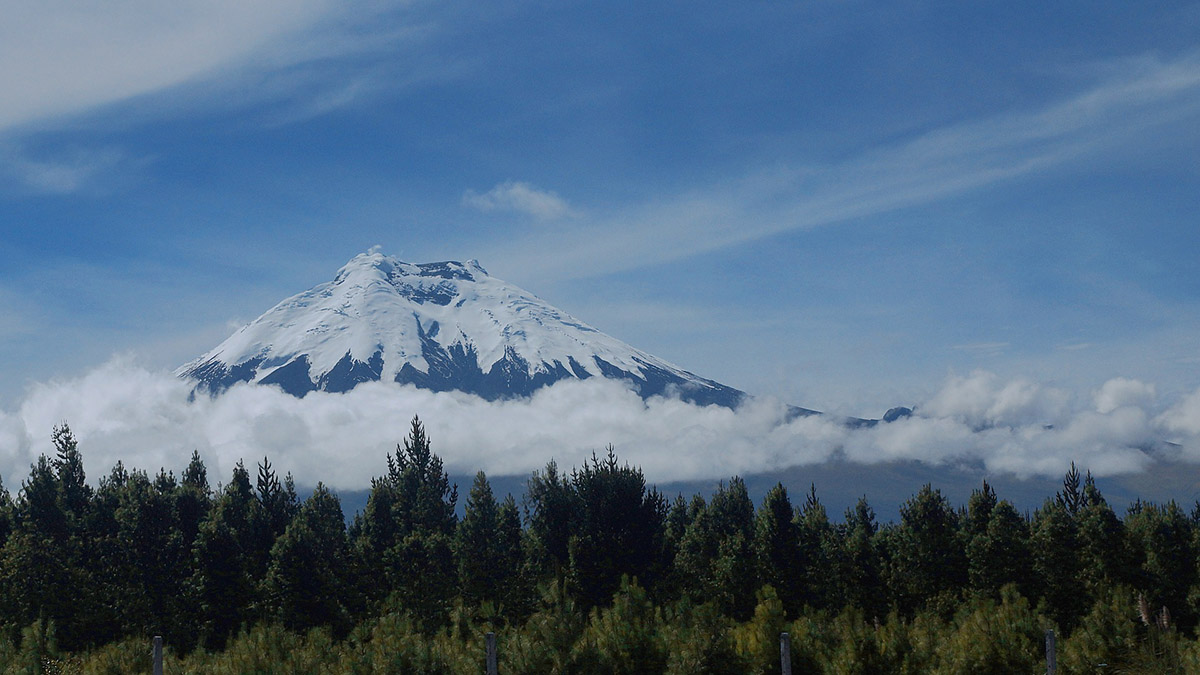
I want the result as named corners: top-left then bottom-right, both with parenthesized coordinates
top-left (525, 459), bottom-right (575, 581)
top-left (496, 493), bottom-right (531, 616)
top-left (176, 451), bottom-right (212, 555)
top-left (796, 483), bottom-right (836, 610)
top-left (109, 469), bottom-right (183, 640)
top-left (353, 416), bottom-right (459, 630)
top-left (15, 455), bottom-right (64, 541)
top-left (754, 483), bottom-right (802, 616)
top-left (838, 496), bottom-right (885, 619)
top-left (676, 478), bottom-right (757, 619)
top-left (659, 493), bottom-right (694, 603)
top-left (0, 474), bottom-right (12, 552)
top-left (1030, 497), bottom-right (1084, 630)
top-left (2, 445), bottom-right (98, 650)
top-left (51, 423), bottom-right (91, 528)
top-left (1075, 474), bottom-right (1127, 597)
top-left (964, 481), bottom-right (997, 541)
top-left (578, 577), bottom-right (667, 673)
top-left (966, 499), bottom-right (1031, 599)
top-left (456, 471), bottom-right (524, 611)
top-left (890, 484), bottom-right (966, 614)
top-left (263, 483), bottom-right (352, 635)
top-left (191, 461), bottom-right (261, 648)
top-left (387, 416), bottom-right (457, 538)
top-left (567, 447), bottom-right (667, 611)
top-left (349, 473), bottom-right (398, 603)
top-left (1056, 462), bottom-right (1083, 517)
top-left (1125, 501), bottom-right (1197, 628)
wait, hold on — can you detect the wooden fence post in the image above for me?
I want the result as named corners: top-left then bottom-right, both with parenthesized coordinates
top-left (486, 631), bottom-right (497, 675)
top-left (1045, 629), bottom-right (1056, 675)
top-left (780, 631), bottom-right (792, 675)
top-left (153, 635), bottom-right (163, 675)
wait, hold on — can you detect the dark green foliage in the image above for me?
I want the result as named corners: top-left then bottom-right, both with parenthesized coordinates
top-left (567, 448), bottom-right (667, 611)
top-left (455, 472), bottom-right (527, 615)
top-left (51, 424), bottom-right (91, 528)
top-left (0, 529), bottom-right (81, 641)
top-left (386, 416), bottom-right (458, 539)
top-left (1030, 497), bottom-right (1085, 631)
top-left (796, 484), bottom-right (837, 611)
top-left (889, 484), bottom-right (966, 615)
top-left (2, 426), bottom-right (101, 650)
top-left (1057, 461), bottom-right (1083, 517)
top-left (1125, 500), bottom-right (1197, 629)
top-left (524, 449), bottom-right (669, 614)
top-left (1076, 474), bottom-right (1128, 596)
top-left (351, 415), bottom-right (458, 629)
top-left (1060, 587), bottom-right (1142, 673)
top-left (9, 420), bottom-right (1200, 672)
top-left (191, 460), bottom-right (261, 649)
top-left (835, 496), bottom-right (886, 620)
top-left (963, 481), bottom-right (997, 541)
top-left (754, 484), bottom-right (802, 616)
top-left (263, 483), bottom-right (352, 635)
top-left (524, 459), bottom-right (574, 580)
top-left (504, 579), bottom-right (589, 673)
top-left (17, 455), bottom-right (67, 542)
top-left (256, 457), bottom-right (299, 543)
top-left (0, 475), bottom-right (12, 555)
top-left (966, 499), bottom-right (1031, 599)
top-left (676, 478), bottom-right (757, 619)
top-left (109, 469), bottom-right (187, 640)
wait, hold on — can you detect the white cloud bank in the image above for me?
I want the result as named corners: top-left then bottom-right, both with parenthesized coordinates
top-left (4, 360), bottom-right (1200, 492)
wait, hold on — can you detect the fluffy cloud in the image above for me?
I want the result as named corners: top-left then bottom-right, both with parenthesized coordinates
top-left (921, 370), bottom-right (1071, 429)
top-left (1094, 377), bottom-right (1156, 414)
top-left (0, 361), bottom-right (1194, 491)
top-left (463, 181), bottom-right (573, 221)
top-left (1157, 388), bottom-right (1200, 460)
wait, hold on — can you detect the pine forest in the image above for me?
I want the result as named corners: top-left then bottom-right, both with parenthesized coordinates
top-left (3, 418), bottom-right (1200, 673)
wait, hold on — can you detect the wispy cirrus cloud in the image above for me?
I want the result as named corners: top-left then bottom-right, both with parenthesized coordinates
top-left (0, 1), bottom-right (440, 137)
top-left (0, 144), bottom-right (145, 195)
top-left (0, 1), bottom-right (337, 134)
top-left (485, 51), bottom-right (1200, 284)
top-left (463, 181), bottom-right (574, 221)
top-left (952, 342), bottom-right (1010, 355)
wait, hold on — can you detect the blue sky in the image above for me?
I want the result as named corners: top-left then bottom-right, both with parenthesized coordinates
top-left (3, 0), bottom-right (1200, 422)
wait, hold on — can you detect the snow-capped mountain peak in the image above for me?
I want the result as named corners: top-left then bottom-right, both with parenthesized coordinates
top-left (178, 251), bottom-right (746, 406)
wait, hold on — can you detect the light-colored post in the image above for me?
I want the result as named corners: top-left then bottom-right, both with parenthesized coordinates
top-left (1045, 629), bottom-right (1056, 674)
top-left (153, 635), bottom-right (163, 675)
top-left (780, 632), bottom-right (792, 675)
top-left (486, 631), bottom-right (497, 675)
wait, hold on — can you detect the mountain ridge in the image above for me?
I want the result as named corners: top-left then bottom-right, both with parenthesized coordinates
top-left (178, 251), bottom-right (771, 410)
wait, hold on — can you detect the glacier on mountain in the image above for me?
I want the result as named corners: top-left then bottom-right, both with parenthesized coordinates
top-left (178, 251), bottom-right (750, 408)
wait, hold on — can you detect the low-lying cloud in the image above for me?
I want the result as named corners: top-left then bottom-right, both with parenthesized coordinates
top-left (3, 359), bottom-right (1200, 493)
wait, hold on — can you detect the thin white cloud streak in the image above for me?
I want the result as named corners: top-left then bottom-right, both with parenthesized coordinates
top-left (463, 181), bottom-right (574, 221)
top-left (3, 361), bottom-right (1200, 491)
top-left (488, 52), bottom-right (1200, 284)
top-left (0, 1), bottom-right (346, 134)
top-left (0, 144), bottom-right (143, 195)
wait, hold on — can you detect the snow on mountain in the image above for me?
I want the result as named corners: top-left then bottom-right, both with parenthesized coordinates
top-left (177, 251), bottom-right (751, 407)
